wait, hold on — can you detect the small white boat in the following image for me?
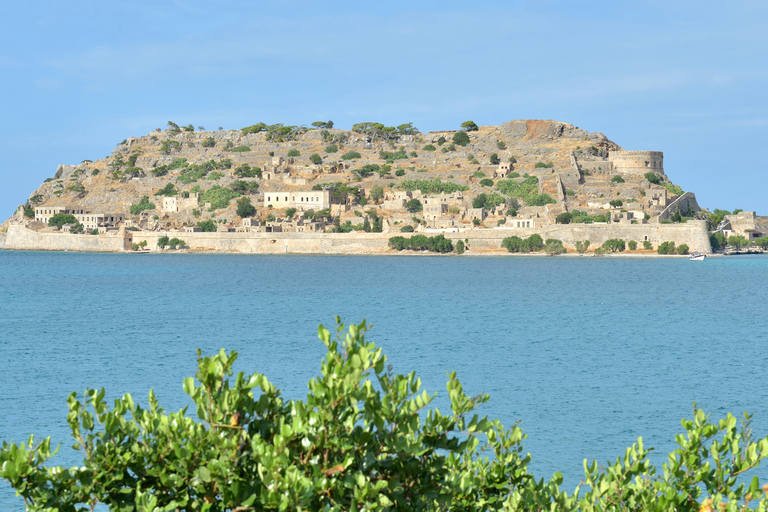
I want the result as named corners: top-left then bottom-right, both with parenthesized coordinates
top-left (688, 252), bottom-right (706, 261)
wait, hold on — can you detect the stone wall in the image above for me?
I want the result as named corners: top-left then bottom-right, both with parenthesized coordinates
top-left (0, 231), bottom-right (6, 250)
top-left (4, 221), bottom-right (711, 255)
top-left (657, 192), bottom-right (701, 221)
top-left (5, 225), bottom-right (130, 252)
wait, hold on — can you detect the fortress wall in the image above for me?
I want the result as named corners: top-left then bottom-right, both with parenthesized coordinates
top-left (658, 192), bottom-right (701, 221)
top-left (537, 221), bottom-right (711, 252)
top-left (0, 231), bottom-right (6, 250)
top-left (4, 222), bottom-right (712, 255)
top-left (127, 231), bottom-right (393, 254)
top-left (439, 221), bottom-right (710, 253)
top-left (5, 224), bottom-right (130, 252)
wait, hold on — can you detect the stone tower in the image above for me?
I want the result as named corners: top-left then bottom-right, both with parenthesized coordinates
top-left (608, 150), bottom-right (664, 176)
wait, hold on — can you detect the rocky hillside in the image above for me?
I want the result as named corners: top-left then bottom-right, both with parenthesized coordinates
top-left (4, 119), bottom-right (688, 232)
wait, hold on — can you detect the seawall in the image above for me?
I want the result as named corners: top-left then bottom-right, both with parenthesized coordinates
top-left (5, 224), bottom-right (130, 252)
top-left (4, 221), bottom-right (711, 254)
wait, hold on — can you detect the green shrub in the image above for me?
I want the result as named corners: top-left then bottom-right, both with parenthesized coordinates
top-left (473, 171), bottom-right (485, 178)
top-left (753, 236), bottom-right (768, 249)
top-left (341, 151), bottom-right (361, 160)
top-left (201, 185), bottom-right (239, 210)
top-left (645, 172), bottom-right (661, 184)
top-left (395, 169), bottom-right (405, 177)
top-left (66, 222), bottom-right (84, 234)
top-left (398, 179), bottom-right (468, 195)
top-left (197, 220), bottom-right (217, 232)
top-left (400, 225), bottom-right (414, 233)
top-left (168, 237), bottom-right (185, 249)
top-left (157, 235), bottom-right (169, 249)
top-left (369, 185), bottom-right (384, 204)
top-left (287, 149), bottom-right (301, 157)
top-left (230, 180), bottom-right (259, 194)
top-left (479, 178), bottom-right (494, 187)
top-left (609, 199), bottom-right (623, 208)
top-left (527, 193), bottom-right (556, 206)
top-left (677, 244), bottom-right (690, 255)
top-left (325, 144), bottom-right (338, 153)
top-left (489, 153), bottom-right (500, 165)
top-left (556, 212), bottom-right (572, 224)
top-left (601, 238), bottom-right (625, 252)
top-left (657, 241), bottom-right (676, 254)
top-left (405, 199), bottom-right (422, 213)
top-left (455, 239), bottom-right (465, 254)
top-left (728, 235), bottom-right (749, 249)
top-left (628, 240), bottom-right (638, 250)
top-left (236, 197), bottom-right (256, 218)
top-left (534, 162), bottom-right (553, 168)
top-left (502, 234), bottom-right (544, 253)
top-left (611, 175), bottom-right (625, 183)
top-left (234, 164), bottom-right (262, 178)
top-left (310, 154), bottom-right (323, 165)
top-left (422, 144), bottom-right (436, 151)
top-left (452, 131), bottom-right (470, 146)
top-left (388, 234), bottom-right (453, 253)
top-left (473, 193), bottom-right (506, 210)
top-left (575, 240), bottom-right (591, 254)
top-left (436, 136), bottom-right (447, 145)
top-left (379, 150), bottom-right (408, 163)
top-left (231, 145), bottom-right (251, 152)
top-left (643, 240), bottom-right (653, 250)
top-left (544, 238), bottom-right (566, 255)
top-left (460, 120), bottom-right (478, 131)
top-left (201, 137), bottom-right (216, 148)
top-left (154, 183), bottom-right (177, 197)
top-left (662, 182), bottom-right (684, 196)
top-left (496, 140), bottom-right (506, 149)
top-left (130, 196), bottom-right (155, 215)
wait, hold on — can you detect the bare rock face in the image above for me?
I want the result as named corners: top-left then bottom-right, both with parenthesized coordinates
top-left (499, 119), bottom-right (618, 148)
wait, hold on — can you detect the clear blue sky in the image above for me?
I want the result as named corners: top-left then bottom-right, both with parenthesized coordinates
top-left (2, 1), bottom-right (766, 218)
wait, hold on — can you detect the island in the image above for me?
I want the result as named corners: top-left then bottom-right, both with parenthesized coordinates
top-left (2, 119), bottom-right (766, 255)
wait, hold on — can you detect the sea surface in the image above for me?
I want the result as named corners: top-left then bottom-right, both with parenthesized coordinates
top-left (1, 251), bottom-right (767, 509)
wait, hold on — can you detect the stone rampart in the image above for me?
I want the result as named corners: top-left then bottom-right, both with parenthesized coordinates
top-left (4, 221), bottom-right (711, 255)
top-left (127, 231), bottom-right (393, 254)
top-left (0, 231), bottom-right (6, 250)
top-left (657, 192), bottom-right (701, 221)
top-left (5, 224), bottom-right (130, 252)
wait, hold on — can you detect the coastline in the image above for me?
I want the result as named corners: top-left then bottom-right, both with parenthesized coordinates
top-left (2, 221), bottom-right (717, 257)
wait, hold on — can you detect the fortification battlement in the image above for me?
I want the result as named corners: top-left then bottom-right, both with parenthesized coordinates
top-left (608, 150), bottom-right (664, 175)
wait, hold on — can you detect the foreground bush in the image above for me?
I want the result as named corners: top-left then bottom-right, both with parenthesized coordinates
top-left (2, 320), bottom-right (768, 511)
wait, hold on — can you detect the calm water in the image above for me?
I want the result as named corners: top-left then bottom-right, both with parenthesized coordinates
top-left (1, 251), bottom-right (767, 509)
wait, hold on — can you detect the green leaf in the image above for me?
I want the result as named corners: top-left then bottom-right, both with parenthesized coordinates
top-left (183, 377), bottom-right (195, 396)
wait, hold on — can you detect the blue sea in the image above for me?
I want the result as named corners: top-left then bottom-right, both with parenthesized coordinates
top-left (1, 251), bottom-right (767, 509)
